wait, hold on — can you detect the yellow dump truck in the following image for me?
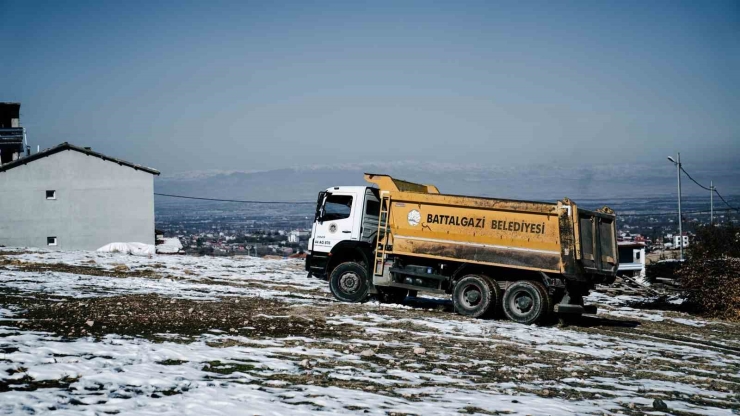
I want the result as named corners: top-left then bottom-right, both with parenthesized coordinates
top-left (306, 174), bottom-right (617, 324)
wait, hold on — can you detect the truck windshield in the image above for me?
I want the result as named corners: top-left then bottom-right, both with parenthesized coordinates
top-left (322, 195), bottom-right (353, 221)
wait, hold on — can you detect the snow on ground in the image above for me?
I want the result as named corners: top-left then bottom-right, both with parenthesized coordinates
top-left (1, 248), bottom-right (739, 415)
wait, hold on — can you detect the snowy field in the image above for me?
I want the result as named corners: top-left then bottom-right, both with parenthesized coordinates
top-left (1, 249), bottom-right (739, 415)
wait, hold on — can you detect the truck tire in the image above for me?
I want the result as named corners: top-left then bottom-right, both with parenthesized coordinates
top-left (453, 274), bottom-right (500, 319)
top-left (532, 280), bottom-right (554, 324)
top-left (329, 262), bottom-right (369, 303)
top-left (377, 287), bottom-right (408, 304)
top-left (502, 280), bottom-right (549, 325)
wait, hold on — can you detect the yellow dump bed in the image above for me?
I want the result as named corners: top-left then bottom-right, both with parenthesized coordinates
top-left (365, 174), bottom-right (617, 281)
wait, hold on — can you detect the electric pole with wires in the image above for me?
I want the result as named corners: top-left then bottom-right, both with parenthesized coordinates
top-left (667, 153), bottom-right (683, 261)
top-left (710, 180), bottom-right (714, 224)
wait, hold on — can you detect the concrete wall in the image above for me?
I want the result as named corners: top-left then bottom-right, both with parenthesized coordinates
top-left (0, 149), bottom-right (155, 250)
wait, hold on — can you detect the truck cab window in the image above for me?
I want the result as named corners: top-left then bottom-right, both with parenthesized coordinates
top-left (365, 199), bottom-right (380, 216)
top-left (322, 195), bottom-right (353, 221)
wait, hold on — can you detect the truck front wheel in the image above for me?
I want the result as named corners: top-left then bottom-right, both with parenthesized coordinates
top-left (453, 275), bottom-right (500, 319)
top-left (329, 262), bottom-right (369, 303)
top-left (502, 281), bottom-right (549, 325)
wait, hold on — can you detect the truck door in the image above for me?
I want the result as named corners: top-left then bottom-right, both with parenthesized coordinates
top-left (360, 188), bottom-right (380, 243)
top-left (313, 192), bottom-right (358, 253)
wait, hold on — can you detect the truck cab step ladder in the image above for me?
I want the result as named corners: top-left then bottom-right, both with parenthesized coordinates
top-left (374, 193), bottom-right (391, 276)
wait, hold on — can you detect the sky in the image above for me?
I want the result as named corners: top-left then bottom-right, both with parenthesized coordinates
top-left (2, 0), bottom-right (738, 176)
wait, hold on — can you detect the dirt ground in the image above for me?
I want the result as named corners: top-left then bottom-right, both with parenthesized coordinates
top-left (1, 250), bottom-right (739, 415)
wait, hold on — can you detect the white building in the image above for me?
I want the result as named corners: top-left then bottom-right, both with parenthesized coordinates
top-left (618, 241), bottom-right (646, 279)
top-left (673, 234), bottom-right (689, 249)
top-left (0, 142), bottom-right (160, 250)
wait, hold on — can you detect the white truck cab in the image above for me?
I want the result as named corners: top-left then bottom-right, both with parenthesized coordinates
top-left (306, 186), bottom-right (380, 280)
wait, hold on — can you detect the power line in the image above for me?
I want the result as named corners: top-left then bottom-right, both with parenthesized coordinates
top-left (678, 165), bottom-right (739, 212)
top-left (679, 166), bottom-right (712, 191)
top-left (154, 190), bottom-right (739, 213)
top-left (154, 193), bottom-right (314, 204)
top-left (713, 189), bottom-right (740, 213)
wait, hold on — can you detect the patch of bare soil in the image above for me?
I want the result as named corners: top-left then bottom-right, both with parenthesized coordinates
top-left (0, 250), bottom-right (35, 257)
top-left (2, 292), bottom-right (350, 340)
top-left (0, 259), bottom-right (163, 279)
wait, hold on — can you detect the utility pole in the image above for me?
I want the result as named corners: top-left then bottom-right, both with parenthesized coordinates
top-left (667, 153), bottom-right (683, 261)
top-left (710, 180), bottom-right (714, 224)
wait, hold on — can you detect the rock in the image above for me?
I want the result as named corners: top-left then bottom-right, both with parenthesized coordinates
top-left (628, 403), bottom-right (636, 409)
top-left (413, 347), bottom-right (426, 355)
top-left (653, 399), bottom-right (668, 411)
top-left (542, 389), bottom-right (550, 396)
top-left (360, 349), bottom-right (375, 357)
top-left (229, 328), bottom-right (237, 333)
top-left (299, 359), bottom-right (311, 368)
top-left (234, 299), bottom-right (239, 303)
top-left (342, 350), bottom-right (350, 354)
top-left (85, 320), bottom-right (94, 327)
top-left (571, 372), bottom-right (578, 377)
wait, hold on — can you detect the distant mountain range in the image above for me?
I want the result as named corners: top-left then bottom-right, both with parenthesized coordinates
top-left (155, 161), bottom-right (740, 204)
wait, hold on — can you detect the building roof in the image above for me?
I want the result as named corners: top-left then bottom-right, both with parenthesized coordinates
top-left (618, 241), bottom-right (646, 247)
top-left (0, 142), bottom-right (160, 175)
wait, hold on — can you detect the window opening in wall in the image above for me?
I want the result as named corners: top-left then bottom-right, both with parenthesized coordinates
top-left (46, 190), bottom-right (56, 200)
top-left (47, 237), bottom-right (57, 246)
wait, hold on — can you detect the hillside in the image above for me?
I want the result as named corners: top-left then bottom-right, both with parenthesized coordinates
top-left (1, 249), bottom-right (739, 415)
top-left (154, 162), bottom-right (740, 203)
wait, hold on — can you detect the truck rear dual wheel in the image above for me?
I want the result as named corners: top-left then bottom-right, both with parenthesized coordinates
top-left (329, 262), bottom-right (369, 303)
top-left (453, 274), bottom-right (501, 319)
top-left (502, 281), bottom-right (551, 325)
